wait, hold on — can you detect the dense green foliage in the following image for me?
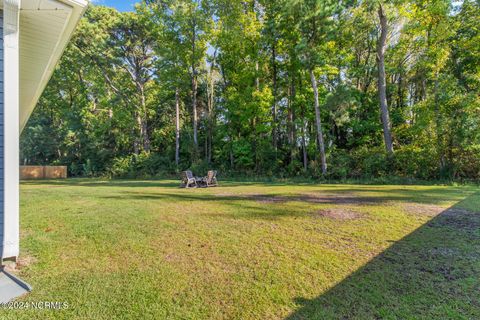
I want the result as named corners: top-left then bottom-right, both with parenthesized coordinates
top-left (20, 0), bottom-right (480, 179)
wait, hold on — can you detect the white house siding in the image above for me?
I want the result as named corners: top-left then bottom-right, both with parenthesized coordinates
top-left (1, 0), bottom-right (20, 261)
top-left (0, 0), bottom-right (87, 262)
top-left (0, 10), bottom-right (4, 259)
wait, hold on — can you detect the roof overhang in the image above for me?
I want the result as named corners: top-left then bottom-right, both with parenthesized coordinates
top-left (12, 0), bottom-right (88, 131)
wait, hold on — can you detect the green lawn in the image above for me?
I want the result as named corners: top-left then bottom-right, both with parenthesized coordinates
top-left (1, 180), bottom-right (479, 319)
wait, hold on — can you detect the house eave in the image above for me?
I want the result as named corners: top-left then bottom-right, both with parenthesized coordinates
top-left (17, 0), bottom-right (88, 132)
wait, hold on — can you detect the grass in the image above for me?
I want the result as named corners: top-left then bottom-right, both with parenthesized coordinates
top-left (1, 179), bottom-right (479, 319)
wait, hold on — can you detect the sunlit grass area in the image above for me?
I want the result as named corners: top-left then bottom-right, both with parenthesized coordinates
top-left (1, 180), bottom-right (479, 319)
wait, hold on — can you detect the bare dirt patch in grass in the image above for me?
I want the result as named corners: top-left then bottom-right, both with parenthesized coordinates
top-left (314, 208), bottom-right (363, 220)
top-left (216, 192), bottom-right (380, 205)
top-left (4, 254), bottom-right (37, 273)
top-left (402, 203), bottom-right (445, 217)
top-left (16, 254), bottom-right (37, 270)
top-left (298, 192), bottom-right (377, 204)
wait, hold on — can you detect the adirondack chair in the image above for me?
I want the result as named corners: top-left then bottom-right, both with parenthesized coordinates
top-left (181, 170), bottom-right (198, 188)
top-left (203, 170), bottom-right (218, 187)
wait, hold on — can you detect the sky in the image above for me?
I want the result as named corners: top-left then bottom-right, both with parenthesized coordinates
top-left (92, 0), bottom-right (139, 12)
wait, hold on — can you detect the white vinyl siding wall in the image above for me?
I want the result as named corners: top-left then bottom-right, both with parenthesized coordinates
top-left (0, 10), bottom-right (4, 258)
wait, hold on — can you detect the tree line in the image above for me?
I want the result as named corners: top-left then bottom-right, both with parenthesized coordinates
top-left (20, 0), bottom-right (480, 180)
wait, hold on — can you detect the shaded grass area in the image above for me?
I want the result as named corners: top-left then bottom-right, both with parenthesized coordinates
top-left (1, 180), bottom-right (479, 319)
top-left (287, 198), bottom-right (480, 319)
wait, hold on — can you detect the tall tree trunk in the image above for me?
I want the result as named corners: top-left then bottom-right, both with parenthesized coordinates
top-left (141, 120), bottom-right (150, 152)
top-left (206, 93), bottom-right (212, 164)
top-left (133, 125), bottom-right (140, 155)
top-left (175, 87), bottom-right (180, 167)
top-left (136, 113), bottom-right (145, 153)
top-left (309, 68), bottom-right (327, 175)
top-left (288, 77), bottom-right (296, 163)
top-left (301, 103), bottom-right (308, 172)
top-left (377, 4), bottom-right (394, 155)
top-left (254, 61), bottom-right (260, 170)
top-left (205, 83), bottom-right (210, 162)
top-left (433, 78), bottom-right (445, 173)
top-left (397, 73), bottom-right (404, 110)
top-left (192, 73), bottom-right (198, 151)
top-left (139, 85), bottom-right (151, 153)
top-left (271, 43), bottom-right (278, 153)
top-left (229, 136), bottom-right (234, 169)
top-left (206, 49), bottom-right (217, 164)
top-left (208, 110), bottom-right (213, 165)
top-left (191, 19), bottom-right (198, 154)
top-left (204, 131), bottom-right (208, 163)
top-left (255, 61), bottom-right (260, 90)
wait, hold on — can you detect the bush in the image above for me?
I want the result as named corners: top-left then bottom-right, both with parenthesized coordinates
top-left (348, 147), bottom-right (389, 179)
top-left (327, 150), bottom-right (352, 180)
top-left (324, 146), bottom-right (441, 180)
top-left (108, 152), bottom-right (173, 178)
top-left (393, 146), bottom-right (438, 179)
top-left (452, 145), bottom-right (480, 180)
top-left (94, 144), bottom-right (479, 182)
top-left (286, 159), bottom-right (304, 177)
top-left (189, 160), bottom-right (210, 176)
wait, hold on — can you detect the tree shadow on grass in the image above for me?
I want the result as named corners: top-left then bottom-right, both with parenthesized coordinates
top-left (21, 179), bottom-right (473, 206)
top-left (20, 179), bottom-right (272, 189)
top-left (99, 186), bottom-right (469, 207)
top-left (285, 193), bottom-right (480, 319)
top-left (94, 188), bottom-right (471, 222)
top-left (20, 179), bottom-right (181, 188)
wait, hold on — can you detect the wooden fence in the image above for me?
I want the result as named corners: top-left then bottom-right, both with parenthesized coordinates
top-left (20, 166), bottom-right (67, 180)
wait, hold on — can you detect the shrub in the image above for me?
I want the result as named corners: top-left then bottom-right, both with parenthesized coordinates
top-left (393, 146), bottom-right (438, 179)
top-left (327, 150), bottom-right (352, 180)
top-left (349, 147), bottom-right (389, 179)
top-left (452, 145), bottom-right (480, 180)
top-left (108, 152), bottom-right (173, 178)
